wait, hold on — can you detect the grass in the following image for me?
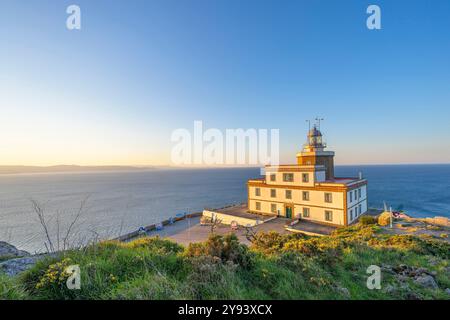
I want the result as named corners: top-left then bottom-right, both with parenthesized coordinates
top-left (0, 273), bottom-right (27, 299)
top-left (1, 224), bottom-right (449, 300)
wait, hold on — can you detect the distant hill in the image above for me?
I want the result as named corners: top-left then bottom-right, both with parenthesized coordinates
top-left (0, 165), bottom-right (154, 175)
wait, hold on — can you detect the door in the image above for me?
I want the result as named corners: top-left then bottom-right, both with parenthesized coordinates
top-left (285, 206), bottom-right (292, 219)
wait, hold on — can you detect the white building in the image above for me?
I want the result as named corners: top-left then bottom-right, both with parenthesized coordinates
top-left (247, 126), bottom-right (368, 226)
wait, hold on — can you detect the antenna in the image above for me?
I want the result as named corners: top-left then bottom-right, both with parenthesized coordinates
top-left (306, 120), bottom-right (311, 131)
top-left (315, 117), bottom-right (324, 130)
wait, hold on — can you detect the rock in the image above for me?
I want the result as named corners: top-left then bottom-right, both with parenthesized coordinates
top-left (397, 275), bottom-right (409, 282)
top-left (335, 286), bottom-right (350, 298)
top-left (427, 257), bottom-right (439, 266)
top-left (383, 269), bottom-right (396, 275)
top-left (0, 256), bottom-right (41, 276)
top-left (383, 284), bottom-right (397, 294)
top-left (445, 288), bottom-right (450, 295)
top-left (0, 241), bottom-right (29, 259)
top-left (405, 292), bottom-right (422, 300)
top-left (415, 267), bottom-right (428, 275)
top-left (414, 275), bottom-right (438, 290)
top-left (381, 264), bottom-right (395, 274)
top-left (393, 264), bottom-right (409, 274)
top-left (400, 282), bottom-right (410, 290)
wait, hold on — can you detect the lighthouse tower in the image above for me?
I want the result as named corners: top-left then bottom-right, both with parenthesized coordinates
top-left (245, 119), bottom-right (368, 227)
top-left (296, 124), bottom-right (335, 180)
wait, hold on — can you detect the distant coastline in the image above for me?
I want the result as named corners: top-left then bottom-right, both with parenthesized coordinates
top-left (0, 165), bottom-right (155, 175)
top-left (1, 163), bottom-right (449, 175)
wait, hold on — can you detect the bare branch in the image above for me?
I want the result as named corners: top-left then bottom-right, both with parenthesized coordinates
top-left (63, 195), bottom-right (90, 250)
top-left (30, 198), bottom-right (55, 253)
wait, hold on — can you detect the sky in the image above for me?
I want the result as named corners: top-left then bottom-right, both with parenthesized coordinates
top-left (1, 0), bottom-right (449, 166)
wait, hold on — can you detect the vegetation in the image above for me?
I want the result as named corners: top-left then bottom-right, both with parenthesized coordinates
top-left (378, 212), bottom-right (391, 226)
top-left (359, 215), bottom-right (377, 225)
top-left (0, 273), bottom-right (27, 299)
top-left (1, 224), bottom-right (449, 300)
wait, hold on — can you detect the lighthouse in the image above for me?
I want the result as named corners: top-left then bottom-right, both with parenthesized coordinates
top-left (247, 121), bottom-right (368, 226)
top-left (297, 125), bottom-right (335, 180)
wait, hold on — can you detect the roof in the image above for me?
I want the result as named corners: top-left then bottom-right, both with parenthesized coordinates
top-left (308, 126), bottom-right (322, 137)
top-left (318, 177), bottom-right (367, 187)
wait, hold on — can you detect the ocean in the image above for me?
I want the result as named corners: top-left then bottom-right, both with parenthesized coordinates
top-left (0, 164), bottom-right (449, 253)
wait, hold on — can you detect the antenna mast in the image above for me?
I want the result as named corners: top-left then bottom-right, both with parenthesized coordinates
top-left (315, 117), bottom-right (324, 130)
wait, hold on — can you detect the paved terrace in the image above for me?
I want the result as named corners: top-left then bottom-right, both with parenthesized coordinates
top-left (144, 216), bottom-right (292, 246)
top-left (286, 220), bottom-right (337, 236)
top-left (123, 205), bottom-right (384, 245)
top-left (206, 203), bottom-right (275, 221)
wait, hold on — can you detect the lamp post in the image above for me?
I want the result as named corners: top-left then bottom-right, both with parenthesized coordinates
top-left (389, 206), bottom-right (393, 229)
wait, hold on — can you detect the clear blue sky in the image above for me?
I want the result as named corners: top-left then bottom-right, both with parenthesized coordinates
top-left (1, 0), bottom-right (449, 165)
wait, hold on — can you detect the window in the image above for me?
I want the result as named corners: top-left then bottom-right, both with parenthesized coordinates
top-left (325, 210), bottom-right (333, 222)
top-left (349, 191), bottom-right (353, 202)
top-left (302, 191), bottom-right (309, 201)
top-left (324, 193), bottom-right (332, 203)
top-left (270, 189), bottom-right (276, 198)
top-left (358, 189), bottom-right (362, 198)
top-left (255, 188), bottom-right (261, 196)
top-left (271, 203), bottom-right (277, 214)
top-left (285, 190), bottom-right (292, 199)
top-left (350, 209), bottom-right (353, 220)
top-left (303, 207), bottom-right (310, 218)
top-left (270, 174), bottom-right (276, 182)
top-left (359, 204), bottom-right (362, 215)
top-left (255, 202), bottom-right (261, 211)
top-left (283, 173), bottom-right (294, 182)
top-left (302, 173), bottom-right (309, 183)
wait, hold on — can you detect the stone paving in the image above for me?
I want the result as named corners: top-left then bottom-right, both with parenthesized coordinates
top-left (145, 216), bottom-right (291, 246)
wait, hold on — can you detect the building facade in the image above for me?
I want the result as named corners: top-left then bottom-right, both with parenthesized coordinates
top-left (247, 126), bottom-right (368, 226)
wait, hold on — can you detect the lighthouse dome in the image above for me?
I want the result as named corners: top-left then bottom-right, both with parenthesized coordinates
top-left (308, 126), bottom-right (322, 137)
top-left (306, 125), bottom-right (324, 148)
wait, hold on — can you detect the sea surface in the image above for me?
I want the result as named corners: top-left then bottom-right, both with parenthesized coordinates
top-left (0, 165), bottom-right (449, 252)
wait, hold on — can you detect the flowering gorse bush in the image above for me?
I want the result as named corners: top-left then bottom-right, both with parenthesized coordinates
top-left (36, 258), bottom-right (73, 290)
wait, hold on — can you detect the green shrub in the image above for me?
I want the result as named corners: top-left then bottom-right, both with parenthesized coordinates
top-left (250, 231), bottom-right (305, 254)
top-left (124, 236), bottom-right (184, 254)
top-left (368, 234), bottom-right (450, 259)
top-left (185, 233), bottom-right (253, 269)
top-left (359, 215), bottom-right (377, 225)
top-left (34, 258), bottom-right (75, 299)
top-left (426, 225), bottom-right (442, 231)
top-left (330, 224), bottom-right (380, 244)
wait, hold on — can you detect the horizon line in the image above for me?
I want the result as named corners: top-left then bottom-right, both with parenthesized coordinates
top-left (1, 162), bottom-right (450, 168)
